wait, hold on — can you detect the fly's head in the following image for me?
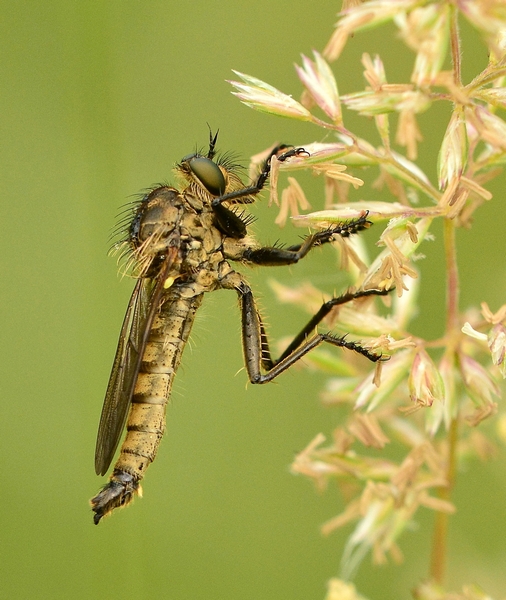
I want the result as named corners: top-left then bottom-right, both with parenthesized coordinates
top-left (177, 151), bottom-right (244, 198)
top-left (176, 130), bottom-right (242, 199)
top-left (176, 132), bottom-right (255, 239)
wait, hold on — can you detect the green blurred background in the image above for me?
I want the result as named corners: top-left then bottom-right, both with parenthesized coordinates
top-left (1, 2), bottom-right (506, 599)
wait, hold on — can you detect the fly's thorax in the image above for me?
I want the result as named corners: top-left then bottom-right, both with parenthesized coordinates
top-left (126, 169), bottom-right (249, 284)
top-left (180, 208), bottom-right (223, 252)
top-left (129, 187), bottom-right (184, 269)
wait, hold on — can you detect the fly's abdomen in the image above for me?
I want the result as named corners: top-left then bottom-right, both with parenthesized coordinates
top-left (91, 291), bottom-right (203, 524)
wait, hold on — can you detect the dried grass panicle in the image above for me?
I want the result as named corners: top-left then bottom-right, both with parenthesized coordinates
top-left (232, 0), bottom-right (506, 593)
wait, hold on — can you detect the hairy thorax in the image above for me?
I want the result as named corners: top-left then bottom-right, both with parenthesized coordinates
top-left (130, 185), bottom-right (238, 297)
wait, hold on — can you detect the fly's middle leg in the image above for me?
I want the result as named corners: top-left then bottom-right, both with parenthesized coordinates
top-left (242, 212), bottom-right (373, 267)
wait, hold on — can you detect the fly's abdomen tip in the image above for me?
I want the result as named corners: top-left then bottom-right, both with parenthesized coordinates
top-left (90, 471), bottom-right (140, 524)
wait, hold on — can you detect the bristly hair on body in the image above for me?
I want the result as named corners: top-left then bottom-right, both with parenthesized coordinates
top-left (110, 148), bottom-right (256, 279)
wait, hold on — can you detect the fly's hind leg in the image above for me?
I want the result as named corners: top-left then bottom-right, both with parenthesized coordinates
top-left (238, 280), bottom-right (390, 384)
top-left (221, 271), bottom-right (391, 385)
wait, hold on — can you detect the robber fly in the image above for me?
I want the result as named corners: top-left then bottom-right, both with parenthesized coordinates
top-left (90, 131), bottom-right (390, 524)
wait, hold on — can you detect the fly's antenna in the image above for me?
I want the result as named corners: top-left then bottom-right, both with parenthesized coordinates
top-left (207, 126), bottom-right (219, 159)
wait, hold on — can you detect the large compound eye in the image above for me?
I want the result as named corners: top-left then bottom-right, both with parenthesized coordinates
top-left (189, 156), bottom-right (226, 196)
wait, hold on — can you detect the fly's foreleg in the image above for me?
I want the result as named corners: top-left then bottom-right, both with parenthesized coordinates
top-left (212, 145), bottom-right (307, 207)
top-left (231, 278), bottom-right (390, 385)
top-left (211, 145), bottom-right (309, 239)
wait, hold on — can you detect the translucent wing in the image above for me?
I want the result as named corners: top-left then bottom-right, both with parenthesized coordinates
top-left (94, 248), bottom-right (178, 475)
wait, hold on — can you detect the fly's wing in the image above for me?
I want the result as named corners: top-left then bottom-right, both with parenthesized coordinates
top-left (94, 247), bottom-right (179, 476)
top-left (94, 278), bottom-right (151, 475)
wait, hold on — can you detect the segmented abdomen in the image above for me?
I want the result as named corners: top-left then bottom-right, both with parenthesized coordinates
top-left (117, 291), bottom-right (203, 476)
top-left (91, 289), bottom-right (203, 523)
